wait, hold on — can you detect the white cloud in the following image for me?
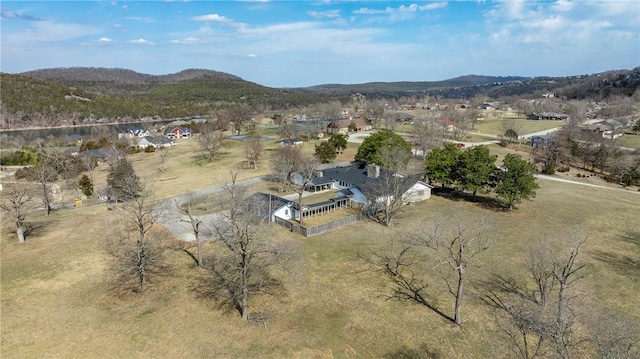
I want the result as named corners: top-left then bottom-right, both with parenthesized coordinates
top-left (169, 37), bottom-right (202, 44)
top-left (190, 13), bottom-right (232, 23)
top-left (419, 2), bottom-right (448, 11)
top-left (127, 38), bottom-right (156, 45)
top-left (98, 37), bottom-right (115, 42)
top-left (307, 10), bottom-right (341, 18)
top-left (353, 7), bottom-right (392, 15)
top-left (125, 16), bottom-right (155, 23)
top-left (246, 53), bottom-right (257, 58)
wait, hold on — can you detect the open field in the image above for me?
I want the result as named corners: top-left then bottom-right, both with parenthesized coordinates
top-left (474, 118), bottom-right (565, 136)
top-left (2, 141), bottom-right (639, 358)
top-left (617, 134), bottom-right (640, 150)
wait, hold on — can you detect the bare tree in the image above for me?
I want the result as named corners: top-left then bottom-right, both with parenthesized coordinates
top-left (362, 169), bottom-right (414, 227)
top-left (0, 184), bottom-right (33, 244)
top-left (434, 216), bottom-right (492, 326)
top-left (243, 136), bottom-right (263, 170)
top-left (364, 215), bottom-right (492, 326)
top-left (220, 105), bottom-right (253, 136)
top-left (107, 180), bottom-right (167, 293)
top-left (198, 122), bottom-right (226, 162)
top-left (208, 172), bottom-right (291, 320)
top-left (176, 195), bottom-right (205, 268)
top-left (158, 146), bottom-right (170, 173)
top-left (289, 154), bottom-right (318, 226)
top-left (270, 145), bottom-right (303, 192)
top-left (586, 307), bottom-right (640, 359)
top-left (31, 153), bottom-right (59, 216)
top-left (482, 227), bottom-right (588, 359)
top-left (413, 116), bottom-right (443, 156)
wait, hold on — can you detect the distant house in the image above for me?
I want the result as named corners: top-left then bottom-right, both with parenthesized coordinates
top-left (138, 136), bottom-right (173, 149)
top-left (530, 134), bottom-right (556, 148)
top-left (395, 113), bottom-right (414, 122)
top-left (527, 112), bottom-right (569, 121)
top-left (280, 138), bottom-right (303, 147)
top-left (326, 118), bottom-right (372, 135)
top-left (166, 127), bottom-right (191, 139)
top-left (118, 127), bottom-right (149, 139)
top-left (581, 119), bottom-right (626, 139)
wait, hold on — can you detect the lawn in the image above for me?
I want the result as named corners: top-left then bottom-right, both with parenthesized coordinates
top-left (2, 149), bottom-right (639, 358)
top-left (475, 118), bottom-right (565, 136)
top-left (616, 133), bottom-right (640, 150)
top-left (2, 128), bottom-right (640, 358)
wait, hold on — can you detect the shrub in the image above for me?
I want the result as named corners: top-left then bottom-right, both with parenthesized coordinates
top-left (144, 146), bottom-right (156, 153)
top-left (556, 165), bottom-right (570, 172)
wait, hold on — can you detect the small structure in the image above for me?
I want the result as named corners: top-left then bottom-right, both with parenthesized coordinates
top-left (279, 138), bottom-right (303, 147)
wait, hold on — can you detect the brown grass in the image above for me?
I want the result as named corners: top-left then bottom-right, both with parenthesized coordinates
top-left (2, 142), bottom-right (639, 358)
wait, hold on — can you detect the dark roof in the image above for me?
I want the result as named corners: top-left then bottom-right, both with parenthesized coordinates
top-left (65, 134), bottom-right (84, 141)
top-left (247, 192), bottom-right (292, 217)
top-left (311, 165), bottom-right (416, 196)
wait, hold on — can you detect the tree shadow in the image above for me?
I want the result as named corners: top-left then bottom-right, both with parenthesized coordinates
top-left (383, 343), bottom-right (443, 359)
top-left (591, 250), bottom-right (640, 278)
top-left (591, 230), bottom-right (640, 278)
top-left (432, 188), bottom-right (505, 211)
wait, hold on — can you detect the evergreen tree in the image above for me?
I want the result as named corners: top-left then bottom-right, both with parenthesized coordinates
top-left (355, 129), bottom-right (411, 169)
top-left (424, 142), bottom-right (462, 189)
top-left (79, 174), bottom-right (94, 196)
top-left (494, 153), bottom-right (539, 210)
top-left (107, 158), bottom-right (141, 201)
top-left (315, 141), bottom-right (337, 163)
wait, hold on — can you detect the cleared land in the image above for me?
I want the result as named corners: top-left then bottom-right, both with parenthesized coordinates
top-left (2, 141), bottom-right (639, 358)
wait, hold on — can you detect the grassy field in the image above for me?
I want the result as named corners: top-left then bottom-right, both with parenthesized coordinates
top-left (474, 118), bottom-right (564, 136)
top-left (616, 134), bottom-right (640, 150)
top-left (2, 139), bottom-right (640, 358)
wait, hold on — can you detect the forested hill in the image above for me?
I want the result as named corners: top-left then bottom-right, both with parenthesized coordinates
top-left (20, 67), bottom-right (243, 95)
top-left (0, 68), bottom-right (339, 128)
top-left (299, 69), bottom-right (640, 100)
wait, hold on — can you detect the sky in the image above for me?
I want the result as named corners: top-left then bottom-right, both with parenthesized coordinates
top-left (1, 0), bottom-right (639, 88)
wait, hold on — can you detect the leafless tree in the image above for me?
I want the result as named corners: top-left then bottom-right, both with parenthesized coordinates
top-left (362, 169), bottom-right (414, 227)
top-left (107, 180), bottom-right (167, 293)
top-left (224, 105), bottom-right (254, 136)
top-left (586, 307), bottom-right (640, 359)
top-left (363, 99), bottom-right (386, 130)
top-left (364, 215), bottom-right (492, 326)
top-left (0, 184), bottom-right (33, 244)
top-left (433, 216), bottom-right (492, 326)
top-left (243, 136), bottom-right (263, 170)
top-left (158, 146), bottom-right (170, 173)
top-left (412, 116), bottom-right (443, 156)
top-left (447, 107), bottom-right (476, 141)
top-left (198, 122), bottom-right (226, 162)
top-left (30, 153), bottom-right (59, 216)
top-left (208, 172), bottom-right (292, 320)
top-left (176, 195), bottom-right (205, 267)
top-left (270, 145), bottom-right (303, 192)
top-left (289, 154), bottom-right (318, 226)
top-left (482, 227), bottom-right (588, 359)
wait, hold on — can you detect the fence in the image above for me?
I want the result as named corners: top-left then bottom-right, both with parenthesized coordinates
top-left (274, 212), bottom-right (365, 237)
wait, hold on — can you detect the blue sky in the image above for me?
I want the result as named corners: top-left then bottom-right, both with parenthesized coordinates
top-left (1, 1), bottom-right (639, 87)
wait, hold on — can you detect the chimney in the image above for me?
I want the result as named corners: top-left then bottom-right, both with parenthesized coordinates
top-left (314, 170), bottom-right (323, 178)
top-left (367, 164), bottom-right (380, 178)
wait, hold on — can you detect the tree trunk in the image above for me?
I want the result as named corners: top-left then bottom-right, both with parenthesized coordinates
top-left (138, 233), bottom-right (147, 292)
top-left (195, 231), bottom-right (203, 268)
top-left (16, 225), bottom-right (25, 244)
top-left (454, 267), bottom-right (464, 326)
top-left (241, 263), bottom-right (249, 321)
